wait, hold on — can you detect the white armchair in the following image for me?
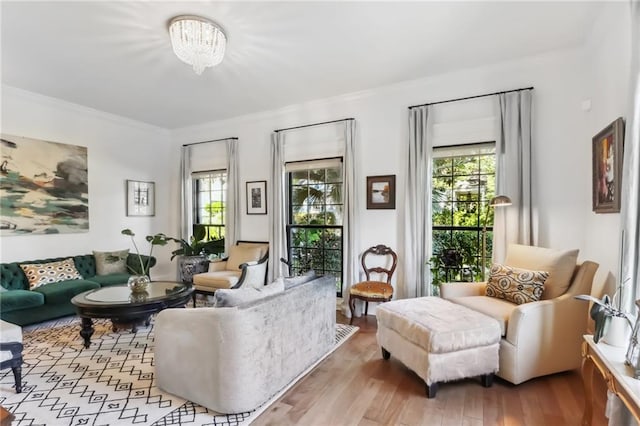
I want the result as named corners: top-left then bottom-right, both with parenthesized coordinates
top-left (440, 244), bottom-right (598, 385)
top-left (192, 241), bottom-right (269, 306)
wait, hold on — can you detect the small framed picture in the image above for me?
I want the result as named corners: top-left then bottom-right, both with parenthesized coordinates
top-left (592, 117), bottom-right (624, 214)
top-left (126, 180), bottom-right (155, 216)
top-left (367, 175), bottom-right (396, 209)
top-left (246, 180), bottom-right (267, 215)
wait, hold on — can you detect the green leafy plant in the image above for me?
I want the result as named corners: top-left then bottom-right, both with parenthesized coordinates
top-left (121, 229), bottom-right (168, 276)
top-left (575, 280), bottom-right (633, 343)
top-left (163, 225), bottom-right (225, 260)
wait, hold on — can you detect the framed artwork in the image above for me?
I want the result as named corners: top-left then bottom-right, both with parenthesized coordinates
top-left (127, 180), bottom-right (155, 216)
top-left (592, 117), bottom-right (624, 214)
top-left (1, 134), bottom-right (89, 235)
top-left (366, 175), bottom-right (396, 209)
top-left (246, 180), bottom-right (267, 215)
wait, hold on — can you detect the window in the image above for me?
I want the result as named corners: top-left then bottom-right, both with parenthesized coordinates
top-left (193, 170), bottom-right (226, 240)
top-left (431, 143), bottom-right (496, 287)
top-left (287, 158), bottom-right (343, 296)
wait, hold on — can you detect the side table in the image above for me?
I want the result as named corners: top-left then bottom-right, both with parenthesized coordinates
top-left (582, 335), bottom-right (640, 425)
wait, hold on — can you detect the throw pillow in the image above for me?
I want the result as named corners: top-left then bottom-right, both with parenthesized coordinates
top-left (20, 258), bottom-right (83, 289)
top-left (283, 269), bottom-right (317, 290)
top-left (226, 245), bottom-right (264, 271)
top-left (93, 249), bottom-right (129, 275)
top-left (485, 263), bottom-right (549, 305)
top-left (213, 279), bottom-right (285, 307)
top-left (504, 244), bottom-right (579, 299)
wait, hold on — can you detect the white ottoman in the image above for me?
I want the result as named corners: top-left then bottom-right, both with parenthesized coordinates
top-left (0, 320), bottom-right (23, 393)
top-left (376, 296), bottom-right (500, 398)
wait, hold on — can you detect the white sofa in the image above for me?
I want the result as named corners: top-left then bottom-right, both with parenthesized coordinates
top-left (440, 244), bottom-right (599, 385)
top-left (154, 274), bottom-right (335, 414)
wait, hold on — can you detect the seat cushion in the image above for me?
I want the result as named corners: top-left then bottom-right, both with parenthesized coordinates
top-left (0, 290), bottom-right (44, 313)
top-left (0, 320), bottom-right (22, 343)
top-left (504, 244), bottom-right (578, 300)
top-left (226, 245), bottom-right (264, 271)
top-left (350, 281), bottom-right (393, 299)
top-left (376, 297), bottom-right (501, 354)
top-left (448, 295), bottom-right (518, 336)
top-left (193, 270), bottom-right (242, 290)
top-left (32, 280), bottom-right (100, 305)
top-left (89, 273), bottom-right (130, 287)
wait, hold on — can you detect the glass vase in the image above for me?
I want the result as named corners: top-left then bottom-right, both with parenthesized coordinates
top-left (128, 275), bottom-right (150, 293)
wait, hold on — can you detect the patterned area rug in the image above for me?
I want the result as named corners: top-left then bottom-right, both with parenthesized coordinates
top-left (0, 313), bottom-right (358, 425)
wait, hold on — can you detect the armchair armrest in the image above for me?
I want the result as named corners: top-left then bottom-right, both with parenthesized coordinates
top-left (232, 258), bottom-right (268, 289)
top-left (208, 259), bottom-right (228, 272)
top-left (440, 281), bottom-right (487, 299)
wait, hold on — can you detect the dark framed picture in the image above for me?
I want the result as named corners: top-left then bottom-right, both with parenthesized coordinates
top-left (126, 180), bottom-right (155, 216)
top-left (592, 117), bottom-right (625, 213)
top-left (246, 180), bottom-right (267, 215)
top-left (366, 175), bottom-right (396, 209)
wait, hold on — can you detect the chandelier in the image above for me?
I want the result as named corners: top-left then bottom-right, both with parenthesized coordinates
top-left (168, 15), bottom-right (226, 75)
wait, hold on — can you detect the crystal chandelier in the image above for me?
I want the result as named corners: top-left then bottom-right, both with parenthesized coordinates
top-left (169, 15), bottom-right (226, 75)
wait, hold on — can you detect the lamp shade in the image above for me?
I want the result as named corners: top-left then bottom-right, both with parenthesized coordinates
top-left (489, 195), bottom-right (512, 207)
top-left (169, 15), bottom-right (226, 75)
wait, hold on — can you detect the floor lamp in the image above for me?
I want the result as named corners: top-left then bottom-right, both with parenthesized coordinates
top-left (481, 195), bottom-right (512, 281)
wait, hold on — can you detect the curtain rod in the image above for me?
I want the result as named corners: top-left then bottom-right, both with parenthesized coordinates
top-left (274, 118), bottom-right (355, 133)
top-left (182, 137), bottom-right (238, 147)
top-left (408, 86), bottom-right (534, 110)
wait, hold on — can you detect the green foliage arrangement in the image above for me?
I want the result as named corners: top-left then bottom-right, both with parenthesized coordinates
top-left (162, 225), bottom-right (225, 260)
top-left (121, 229), bottom-right (168, 276)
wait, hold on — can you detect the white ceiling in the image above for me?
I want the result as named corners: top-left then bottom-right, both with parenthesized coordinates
top-left (1, 1), bottom-right (601, 129)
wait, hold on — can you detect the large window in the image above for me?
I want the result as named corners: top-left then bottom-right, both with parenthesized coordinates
top-left (431, 143), bottom-right (495, 287)
top-left (287, 159), bottom-right (343, 295)
top-left (193, 170), bottom-right (226, 240)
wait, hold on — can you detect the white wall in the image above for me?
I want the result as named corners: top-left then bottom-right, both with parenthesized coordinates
top-left (171, 38), bottom-right (626, 296)
top-left (0, 86), bottom-right (177, 280)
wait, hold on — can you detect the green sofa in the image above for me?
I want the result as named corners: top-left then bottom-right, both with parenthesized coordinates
top-left (0, 254), bottom-right (156, 326)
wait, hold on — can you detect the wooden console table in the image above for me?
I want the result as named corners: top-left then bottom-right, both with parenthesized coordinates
top-left (582, 335), bottom-right (640, 425)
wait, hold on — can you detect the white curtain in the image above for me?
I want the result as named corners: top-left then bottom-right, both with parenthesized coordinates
top-left (494, 90), bottom-right (534, 262)
top-left (342, 120), bottom-right (360, 316)
top-left (403, 105), bottom-right (433, 298)
top-left (268, 132), bottom-right (287, 282)
top-left (622, 0), bottom-right (640, 311)
top-left (225, 139), bottom-right (240, 252)
top-left (179, 145), bottom-right (193, 241)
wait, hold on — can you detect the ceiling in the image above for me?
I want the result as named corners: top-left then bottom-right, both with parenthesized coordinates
top-left (1, 1), bottom-right (601, 129)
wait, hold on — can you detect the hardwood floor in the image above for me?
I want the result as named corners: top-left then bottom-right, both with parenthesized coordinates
top-left (254, 313), bottom-right (609, 426)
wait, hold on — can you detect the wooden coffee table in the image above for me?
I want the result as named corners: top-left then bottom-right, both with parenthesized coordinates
top-left (71, 281), bottom-right (193, 348)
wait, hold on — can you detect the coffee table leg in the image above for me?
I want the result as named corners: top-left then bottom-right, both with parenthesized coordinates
top-left (80, 317), bottom-right (94, 348)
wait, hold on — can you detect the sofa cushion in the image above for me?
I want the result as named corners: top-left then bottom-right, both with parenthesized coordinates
top-left (226, 245), bottom-right (264, 271)
top-left (485, 263), bottom-right (548, 305)
top-left (20, 258), bottom-right (83, 289)
top-left (504, 244), bottom-right (578, 300)
top-left (93, 250), bottom-right (129, 275)
top-left (33, 280), bottom-right (100, 305)
top-left (447, 295), bottom-right (518, 336)
top-left (283, 270), bottom-right (317, 290)
top-left (89, 273), bottom-right (130, 287)
top-left (193, 270), bottom-right (241, 290)
top-left (0, 290), bottom-right (44, 313)
top-left (213, 279), bottom-right (285, 307)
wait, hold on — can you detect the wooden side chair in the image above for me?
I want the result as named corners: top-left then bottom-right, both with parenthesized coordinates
top-left (349, 245), bottom-right (397, 324)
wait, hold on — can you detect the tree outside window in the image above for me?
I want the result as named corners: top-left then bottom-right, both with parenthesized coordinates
top-left (193, 170), bottom-right (226, 242)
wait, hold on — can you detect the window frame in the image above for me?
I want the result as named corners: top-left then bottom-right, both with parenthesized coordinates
top-left (192, 169), bottom-right (227, 241)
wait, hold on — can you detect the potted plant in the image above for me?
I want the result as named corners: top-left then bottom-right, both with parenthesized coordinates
top-left (121, 229), bottom-right (168, 292)
top-left (575, 279), bottom-right (633, 344)
top-left (163, 225), bottom-right (225, 283)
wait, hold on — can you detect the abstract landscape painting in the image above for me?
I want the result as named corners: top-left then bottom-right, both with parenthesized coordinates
top-left (1, 134), bottom-right (88, 235)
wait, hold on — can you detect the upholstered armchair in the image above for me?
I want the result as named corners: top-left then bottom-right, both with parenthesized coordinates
top-left (0, 320), bottom-right (23, 393)
top-left (192, 241), bottom-right (269, 305)
top-left (440, 244), bottom-right (598, 385)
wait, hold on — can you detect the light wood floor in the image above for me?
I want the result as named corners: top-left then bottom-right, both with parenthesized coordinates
top-left (254, 314), bottom-right (609, 426)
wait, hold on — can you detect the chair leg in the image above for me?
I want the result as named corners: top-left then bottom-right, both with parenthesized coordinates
top-left (192, 292), bottom-right (197, 308)
top-left (364, 301), bottom-right (369, 317)
top-left (426, 382), bottom-right (438, 399)
top-left (12, 364), bottom-right (22, 393)
top-left (349, 297), bottom-right (356, 325)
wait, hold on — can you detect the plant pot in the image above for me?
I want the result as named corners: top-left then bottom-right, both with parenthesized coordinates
top-left (179, 255), bottom-right (209, 283)
top-left (603, 316), bottom-right (632, 347)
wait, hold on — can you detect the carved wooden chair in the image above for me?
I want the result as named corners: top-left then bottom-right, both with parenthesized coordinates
top-left (349, 245), bottom-right (398, 324)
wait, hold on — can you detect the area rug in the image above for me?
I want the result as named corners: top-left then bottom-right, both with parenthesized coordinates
top-left (0, 315), bottom-right (358, 425)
